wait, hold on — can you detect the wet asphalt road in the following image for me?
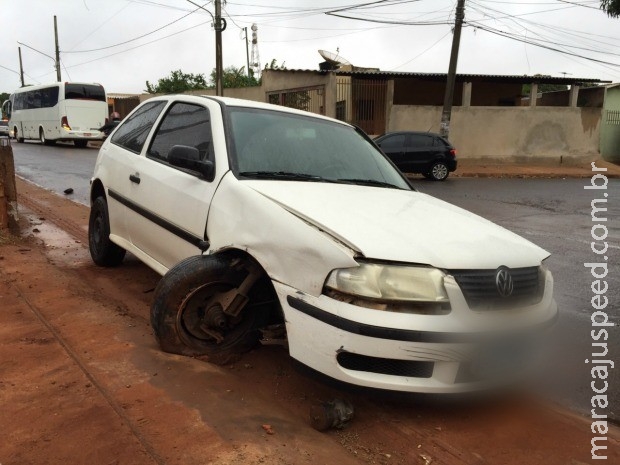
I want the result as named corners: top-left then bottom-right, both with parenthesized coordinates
top-left (9, 140), bottom-right (619, 421)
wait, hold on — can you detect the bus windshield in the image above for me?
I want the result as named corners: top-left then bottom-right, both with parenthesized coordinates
top-left (65, 84), bottom-right (106, 102)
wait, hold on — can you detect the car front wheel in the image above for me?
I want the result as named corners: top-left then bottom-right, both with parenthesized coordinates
top-left (150, 255), bottom-right (271, 365)
top-left (430, 162), bottom-right (449, 181)
top-left (88, 196), bottom-right (126, 266)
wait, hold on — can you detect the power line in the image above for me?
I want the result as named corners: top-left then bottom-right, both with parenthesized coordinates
top-left (63, 19), bottom-right (210, 70)
top-left (62, 2), bottom-right (209, 53)
top-left (390, 30), bottom-right (452, 70)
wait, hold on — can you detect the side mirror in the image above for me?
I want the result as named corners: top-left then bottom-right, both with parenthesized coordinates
top-left (168, 145), bottom-right (214, 180)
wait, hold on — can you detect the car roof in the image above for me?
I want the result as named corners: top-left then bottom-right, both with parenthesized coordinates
top-left (143, 94), bottom-right (352, 128)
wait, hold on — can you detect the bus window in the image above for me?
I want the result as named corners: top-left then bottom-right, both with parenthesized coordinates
top-left (65, 84), bottom-right (106, 102)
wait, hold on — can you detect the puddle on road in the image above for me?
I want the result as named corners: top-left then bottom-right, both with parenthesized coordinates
top-left (22, 209), bottom-right (90, 268)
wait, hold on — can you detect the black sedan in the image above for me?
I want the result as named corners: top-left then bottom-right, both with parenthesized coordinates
top-left (374, 131), bottom-right (457, 181)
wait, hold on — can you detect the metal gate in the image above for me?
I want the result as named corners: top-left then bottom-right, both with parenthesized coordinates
top-left (267, 86), bottom-right (325, 115)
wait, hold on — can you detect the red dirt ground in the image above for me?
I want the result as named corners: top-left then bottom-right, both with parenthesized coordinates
top-left (0, 177), bottom-right (617, 465)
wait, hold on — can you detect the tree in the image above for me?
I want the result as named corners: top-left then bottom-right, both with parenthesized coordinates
top-left (145, 69), bottom-right (209, 94)
top-left (522, 75), bottom-right (568, 95)
top-left (264, 59), bottom-right (287, 71)
top-left (209, 66), bottom-right (259, 88)
top-left (601, 0), bottom-right (620, 17)
top-left (0, 92), bottom-right (9, 119)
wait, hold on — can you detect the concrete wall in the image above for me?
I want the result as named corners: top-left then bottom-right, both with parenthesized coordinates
top-left (394, 79), bottom-right (522, 106)
top-left (389, 105), bottom-right (602, 163)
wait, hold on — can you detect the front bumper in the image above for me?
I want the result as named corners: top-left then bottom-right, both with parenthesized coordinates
top-left (274, 270), bottom-right (557, 393)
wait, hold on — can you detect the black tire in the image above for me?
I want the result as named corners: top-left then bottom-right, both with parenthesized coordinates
top-left (74, 140), bottom-right (88, 148)
top-left (150, 255), bottom-right (271, 364)
top-left (88, 196), bottom-right (126, 267)
top-left (430, 162), bottom-right (449, 181)
top-left (15, 128), bottom-right (23, 143)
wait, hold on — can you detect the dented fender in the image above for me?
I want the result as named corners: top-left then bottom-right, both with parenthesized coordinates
top-left (206, 172), bottom-right (359, 297)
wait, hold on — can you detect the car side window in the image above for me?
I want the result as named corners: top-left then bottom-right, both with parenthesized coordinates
top-left (148, 102), bottom-right (213, 164)
top-left (379, 134), bottom-right (405, 150)
top-left (408, 134), bottom-right (434, 148)
top-left (111, 101), bottom-right (166, 154)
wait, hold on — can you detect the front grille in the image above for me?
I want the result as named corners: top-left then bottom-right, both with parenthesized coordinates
top-left (336, 352), bottom-right (434, 378)
top-left (450, 266), bottom-right (542, 310)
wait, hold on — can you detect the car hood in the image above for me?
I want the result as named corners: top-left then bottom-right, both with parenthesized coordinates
top-left (244, 181), bottom-right (549, 270)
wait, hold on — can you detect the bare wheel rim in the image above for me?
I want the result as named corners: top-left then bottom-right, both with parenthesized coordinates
top-left (176, 281), bottom-right (248, 347)
top-left (432, 163), bottom-right (448, 179)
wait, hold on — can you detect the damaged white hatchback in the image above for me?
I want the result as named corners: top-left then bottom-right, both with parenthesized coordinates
top-left (89, 95), bottom-right (557, 393)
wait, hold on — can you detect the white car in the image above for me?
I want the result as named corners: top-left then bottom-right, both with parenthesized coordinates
top-left (89, 95), bottom-right (557, 393)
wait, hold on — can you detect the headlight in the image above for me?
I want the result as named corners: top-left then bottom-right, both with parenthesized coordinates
top-left (325, 262), bottom-right (449, 303)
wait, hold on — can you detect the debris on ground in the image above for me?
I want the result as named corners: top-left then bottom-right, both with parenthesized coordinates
top-left (310, 398), bottom-right (354, 432)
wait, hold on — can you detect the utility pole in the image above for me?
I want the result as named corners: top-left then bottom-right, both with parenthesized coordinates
top-left (214, 0), bottom-right (224, 96)
top-left (244, 27), bottom-right (251, 78)
top-left (439, 0), bottom-right (465, 139)
top-left (18, 47), bottom-right (25, 87)
top-left (54, 15), bottom-right (61, 82)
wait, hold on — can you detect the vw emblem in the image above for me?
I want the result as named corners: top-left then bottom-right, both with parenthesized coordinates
top-left (495, 268), bottom-right (514, 297)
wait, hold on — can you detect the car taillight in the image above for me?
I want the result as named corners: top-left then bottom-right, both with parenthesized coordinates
top-left (449, 149), bottom-right (457, 157)
top-left (61, 116), bottom-right (71, 130)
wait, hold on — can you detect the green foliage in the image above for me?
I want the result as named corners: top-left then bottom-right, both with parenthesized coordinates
top-left (522, 75), bottom-right (568, 95)
top-left (145, 69), bottom-right (209, 94)
top-left (209, 66), bottom-right (259, 88)
top-left (264, 59), bottom-right (287, 71)
top-left (601, 0), bottom-right (620, 17)
top-left (0, 92), bottom-right (9, 119)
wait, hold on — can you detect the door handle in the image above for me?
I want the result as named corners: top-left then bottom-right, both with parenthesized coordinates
top-left (129, 174), bottom-right (141, 184)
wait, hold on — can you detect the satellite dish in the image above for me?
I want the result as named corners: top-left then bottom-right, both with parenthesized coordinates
top-left (318, 49), bottom-right (351, 66)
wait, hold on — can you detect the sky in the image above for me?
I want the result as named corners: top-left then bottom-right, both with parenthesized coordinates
top-left (1, 0), bottom-right (619, 94)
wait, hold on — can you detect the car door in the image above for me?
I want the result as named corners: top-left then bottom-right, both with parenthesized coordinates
top-left (103, 100), bottom-right (167, 247)
top-left (126, 99), bottom-right (226, 271)
top-left (376, 134), bottom-right (406, 170)
top-left (403, 134), bottom-right (435, 173)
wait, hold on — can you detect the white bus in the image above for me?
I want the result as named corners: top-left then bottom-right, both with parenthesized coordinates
top-left (1, 82), bottom-right (107, 147)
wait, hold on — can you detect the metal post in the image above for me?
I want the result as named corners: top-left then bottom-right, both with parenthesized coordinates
top-left (439, 0), bottom-right (465, 139)
top-left (54, 15), bottom-right (61, 82)
top-left (244, 27), bottom-right (251, 78)
top-left (214, 0), bottom-right (223, 96)
top-left (18, 47), bottom-right (25, 87)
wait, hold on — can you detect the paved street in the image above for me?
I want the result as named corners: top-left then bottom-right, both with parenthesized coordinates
top-left (10, 141), bottom-right (620, 421)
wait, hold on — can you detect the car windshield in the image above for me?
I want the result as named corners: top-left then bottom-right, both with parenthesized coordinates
top-left (228, 107), bottom-right (410, 190)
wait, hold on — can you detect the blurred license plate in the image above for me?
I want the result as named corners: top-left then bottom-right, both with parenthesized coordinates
top-left (84, 133), bottom-right (91, 136)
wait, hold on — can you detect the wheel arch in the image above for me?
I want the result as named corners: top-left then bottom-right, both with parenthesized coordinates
top-left (207, 246), bottom-right (285, 324)
top-left (90, 179), bottom-right (106, 205)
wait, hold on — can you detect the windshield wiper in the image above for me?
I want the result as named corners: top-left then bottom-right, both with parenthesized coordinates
top-left (238, 171), bottom-right (327, 182)
top-left (337, 178), bottom-right (402, 189)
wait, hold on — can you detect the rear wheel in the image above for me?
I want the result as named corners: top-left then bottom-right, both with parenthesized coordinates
top-left (74, 140), bottom-right (88, 148)
top-left (39, 128), bottom-right (55, 146)
top-left (430, 162), bottom-right (449, 181)
top-left (150, 255), bottom-right (271, 364)
top-left (88, 196), bottom-right (126, 267)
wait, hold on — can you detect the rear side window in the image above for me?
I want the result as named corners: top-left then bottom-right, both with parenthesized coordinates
top-left (379, 134), bottom-right (405, 150)
top-left (148, 102), bottom-right (212, 163)
top-left (407, 134), bottom-right (434, 148)
top-left (111, 101), bottom-right (166, 154)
